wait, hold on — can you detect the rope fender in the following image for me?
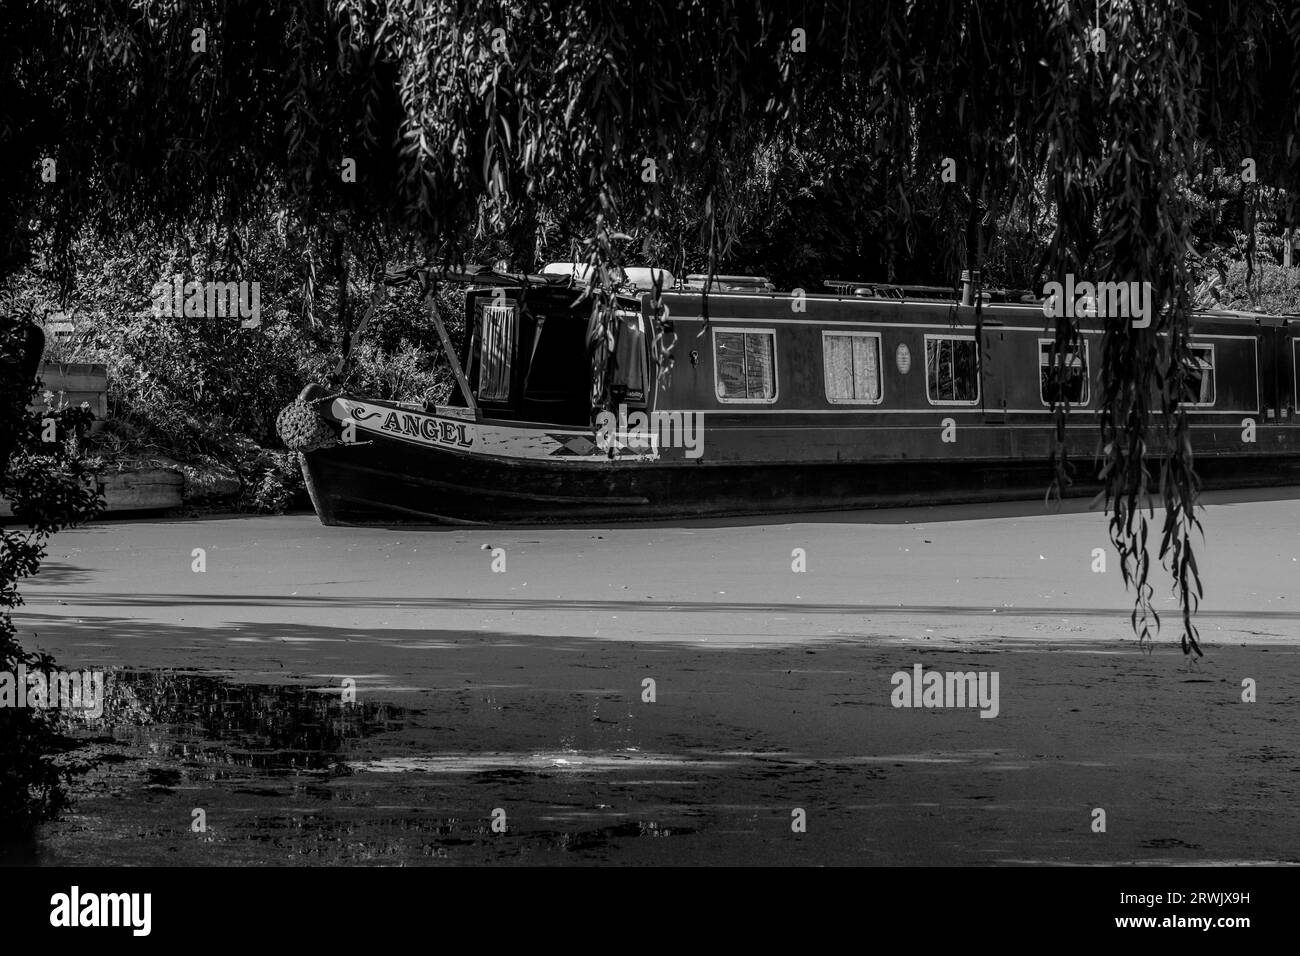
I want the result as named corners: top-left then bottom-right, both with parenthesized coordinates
top-left (276, 384), bottom-right (338, 453)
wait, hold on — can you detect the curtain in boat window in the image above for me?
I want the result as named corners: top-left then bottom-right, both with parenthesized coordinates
top-left (715, 330), bottom-right (776, 401)
top-left (478, 305), bottom-right (515, 402)
top-left (824, 333), bottom-right (881, 402)
top-left (925, 336), bottom-right (979, 403)
top-left (1179, 345), bottom-right (1216, 405)
top-left (1039, 341), bottom-right (1089, 405)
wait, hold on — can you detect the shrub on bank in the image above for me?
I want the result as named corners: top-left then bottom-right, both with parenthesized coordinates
top-left (13, 234), bottom-right (463, 513)
top-left (1207, 260), bottom-right (1300, 314)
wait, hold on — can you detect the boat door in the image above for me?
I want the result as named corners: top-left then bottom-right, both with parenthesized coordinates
top-left (1260, 319), bottom-right (1282, 424)
top-left (457, 286), bottom-right (593, 425)
top-left (1288, 319), bottom-right (1299, 420)
top-left (1252, 316), bottom-right (1294, 427)
top-left (980, 319), bottom-right (1007, 423)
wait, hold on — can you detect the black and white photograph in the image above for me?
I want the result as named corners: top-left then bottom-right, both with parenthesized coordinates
top-left (0, 0), bottom-right (1294, 935)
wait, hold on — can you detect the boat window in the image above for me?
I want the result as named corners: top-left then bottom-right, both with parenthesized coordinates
top-left (612, 309), bottom-right (648, 405)
top-left (1039, 339), bottom-right (1090, 406)
top-left (924, 335), bottom-right (979, 405)
top-left (477, 304), bottom-right (516, 403)
top-left (823, 332), bottom-right (883, 404)
top-left (1178, 344), bottom-right (1215, 406)
top-left (714, 328), bottom-right (777, 403)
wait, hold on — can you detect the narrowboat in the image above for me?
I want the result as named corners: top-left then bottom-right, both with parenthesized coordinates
top-left (278, 268), bottom-right (1300, 525)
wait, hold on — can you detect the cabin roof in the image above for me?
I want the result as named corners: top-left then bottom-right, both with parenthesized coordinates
top-left (435, 262), bottom-right (1290, 325)
top-left (653, 290), bottom-right (1288, 324)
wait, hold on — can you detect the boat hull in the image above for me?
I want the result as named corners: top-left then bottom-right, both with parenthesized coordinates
top-left (299, 437), bottom-right (1300, 525)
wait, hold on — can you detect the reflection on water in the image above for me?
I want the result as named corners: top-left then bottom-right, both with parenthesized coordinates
top-left (22, 669), bottom-right (698, 865)
top-left (550, 820), bottom-right (695, 852)
top-left (93, 669), bottom-right (414, 773)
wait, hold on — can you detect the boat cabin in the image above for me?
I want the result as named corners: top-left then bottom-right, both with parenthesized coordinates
top-left (448, 269), bottom-right (1297, 435)
top-left (451, 284), bottom-right (652, 426)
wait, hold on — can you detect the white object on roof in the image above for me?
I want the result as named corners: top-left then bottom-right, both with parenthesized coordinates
top-left (541, 261), bottom-right (599, 282)
top-left (622, 267), bottom-right (675, 291)
top-left (541, 262), bottom-right (674, 291)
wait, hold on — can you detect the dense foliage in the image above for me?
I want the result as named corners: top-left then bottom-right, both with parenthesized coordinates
top-left (0, 316), bottom-right (102, 836)
top-left (14, 231), bottom-right (465, 511)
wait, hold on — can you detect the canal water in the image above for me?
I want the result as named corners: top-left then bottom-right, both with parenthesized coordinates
top-left (9, 498), bottom-right (1300, 864)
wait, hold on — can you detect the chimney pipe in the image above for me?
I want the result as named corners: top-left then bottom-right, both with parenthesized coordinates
top-left (960, 269), bottom-right (980, 306)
